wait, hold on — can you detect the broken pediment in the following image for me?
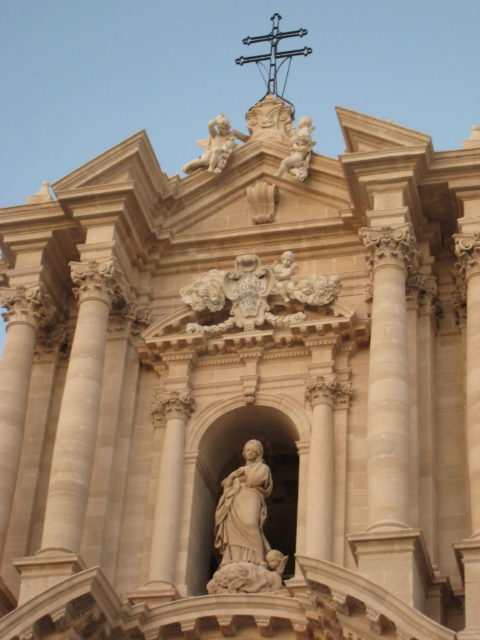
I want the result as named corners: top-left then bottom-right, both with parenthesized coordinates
top-left (336, 106), bottom-right (432, 153)
top-left (52, 130), bottom-right (172, 201)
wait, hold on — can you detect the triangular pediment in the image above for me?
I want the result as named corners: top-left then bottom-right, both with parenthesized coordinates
top-left (164, 145), bottom-right (351, 236)
top-left (52, 130), bottom-right (172, 200)
top-left (336, 106), bottom-right (431, 153)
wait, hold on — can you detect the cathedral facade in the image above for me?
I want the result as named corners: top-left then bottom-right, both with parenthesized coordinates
top-left (1, 96), bottom-right (480, 639)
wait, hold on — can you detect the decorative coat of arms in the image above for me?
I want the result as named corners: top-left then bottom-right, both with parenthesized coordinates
top-left (180, 252), bottom-right (341, 337)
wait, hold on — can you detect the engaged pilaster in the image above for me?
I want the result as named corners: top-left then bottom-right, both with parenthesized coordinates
top-left (0, 284), bottom-right (54, 560)
top-left (304, 374), bottom-right (351, 561)
top-left (129, 389), bottom-right (195, 603)
top-left (361, 224), bottom-right (418, 531)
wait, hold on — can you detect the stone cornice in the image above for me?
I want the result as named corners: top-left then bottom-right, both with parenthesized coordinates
top-left (0, 283), bottom-right (55, 329)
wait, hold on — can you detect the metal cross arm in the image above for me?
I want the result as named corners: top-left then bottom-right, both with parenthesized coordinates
top-left (242, 28), bottom-right (308, 46)
top-left (235, 13), bottom-right (313, 103)
top-left (236, 47), bottom-right (313, 66)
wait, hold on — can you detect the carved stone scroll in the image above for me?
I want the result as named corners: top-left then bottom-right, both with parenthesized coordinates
top-left (70, 257), bottom-right (131, 307)
top-left (454, 233), bottom-right (480, 282)
top-left (0, 283), bottom-right (55, 328)
top-left (151, 389), bottom-right (195, 428)
top-left (360, 224), bottom-right (419, 275)
top-left (305, 375), bottom-right (352, 406)
top-left (181, 251), bottom-right (341, 337)
top-left (246, 180), bottom-right (277, 224)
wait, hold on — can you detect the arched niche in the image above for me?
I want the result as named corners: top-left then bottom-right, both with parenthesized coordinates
top-left (183, 404), bottom-right (300, 596)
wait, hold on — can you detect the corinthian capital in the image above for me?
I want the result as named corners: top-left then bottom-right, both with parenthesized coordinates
top-left (360, 224), bottom-right (419, 275)
top-left (305, 375), bottom-right (352, 407)
top-left (151, 389), bottom-right (195, 428)
top-left (0, 283), bottom-right (54, 328)
top-left (454, 233), bottom-right (480, 282)
top-left (70, 258), bottom-right (130, 306)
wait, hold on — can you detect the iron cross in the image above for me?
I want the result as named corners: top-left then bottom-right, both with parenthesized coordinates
top-left (235, 13), bottom-right (312, 99)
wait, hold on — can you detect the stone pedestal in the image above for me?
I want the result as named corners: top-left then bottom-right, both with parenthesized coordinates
top-left (348, 529), bottom-right (433, 611)
top-left (14, 553), bottom-right (85, 605)
top-left (454, 540), bottom-right (480, 638)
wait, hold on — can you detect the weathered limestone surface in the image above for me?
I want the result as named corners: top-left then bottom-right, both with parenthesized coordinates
top-left (0, 98), bottom-right (479, 637)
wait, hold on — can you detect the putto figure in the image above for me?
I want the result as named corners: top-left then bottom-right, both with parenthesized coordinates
top-left (182, 114), bottom-right (247, 175)
top-left (276, 115), bottom-right (316, 181)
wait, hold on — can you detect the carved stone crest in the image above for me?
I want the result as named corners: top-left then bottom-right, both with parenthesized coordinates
top-left (180, 251), bottom-right (342, 337)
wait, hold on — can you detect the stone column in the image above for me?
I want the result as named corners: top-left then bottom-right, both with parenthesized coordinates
top-left (141, 389), bottom-right (195, 600)
top-left (304, 375), bottom-right (351, 561)
top-left (361, 224), bottom-right (418, 531)
top-left (453, 210), bottom-right (480, 637)
top-left (0, 284), bottom-right (53, 560)
top-left (455, 235), bottom-right (480, 539)
top-left (37, 258), bottom-right (126, 556)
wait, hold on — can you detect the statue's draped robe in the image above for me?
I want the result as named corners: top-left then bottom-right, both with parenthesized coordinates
top-left (214, 460), bottom-right (273, 565)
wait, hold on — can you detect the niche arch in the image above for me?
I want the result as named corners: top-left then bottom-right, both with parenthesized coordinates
top-left (183, 399), bottom-right (306, 595)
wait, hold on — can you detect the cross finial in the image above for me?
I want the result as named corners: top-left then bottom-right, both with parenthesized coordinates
top-left (235, 13), bottom-right (312, 110)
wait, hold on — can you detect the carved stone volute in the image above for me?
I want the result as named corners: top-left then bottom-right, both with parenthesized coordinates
top-left (70, 257), bottom-right (131, 307)
top-left (305, 375), bottom-right (352, 407)
top-left (360, 224), bottom-right (419, 275)
top-left (454, 233), bottom-right (480, 282)
top-left (151, 389), bottom-right (195, 428)
top-left (0, 283), bottom-right (55, 329)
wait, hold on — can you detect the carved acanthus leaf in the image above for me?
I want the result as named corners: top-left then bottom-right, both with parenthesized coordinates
top-left (454, 233), bottom-right (480, 281)
top-left (70, 258), bottom-right (131, 307)
top-left (305, 375), bottom-right (352, 406)
top-left (0, 283), bottom-right (55, 328)
top-left (151, 389), bottom-right (195, 428)
top-left (109, 303), bottom-right (152, 335)
top-left (360, 225), bottom-right (419, 274)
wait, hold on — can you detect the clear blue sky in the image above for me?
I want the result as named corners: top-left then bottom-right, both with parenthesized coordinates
top-left (1, 0), bottom-right (479, 352)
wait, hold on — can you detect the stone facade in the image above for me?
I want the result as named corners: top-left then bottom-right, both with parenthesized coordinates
top-left (0, 96), bottom-right (480, 639)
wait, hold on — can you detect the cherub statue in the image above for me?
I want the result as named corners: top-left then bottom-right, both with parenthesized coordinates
top-left (272, 251), bottom-right (298, 301)
top-left (276, 116), bottom-right (316, 182)
top-left (182, 114), bottom-right (247, 175)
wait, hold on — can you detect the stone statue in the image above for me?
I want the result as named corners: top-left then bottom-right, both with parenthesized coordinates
top-left (272, 250), bottom-right (298, 301)
top-left (276, 116), bottom-right (316, 181)
top-left (182, 114), bottom-right (247, 175)
top-left (214, 439), bottom-right (272, 566)
top-left (207, 439), bottom-right (288, 594)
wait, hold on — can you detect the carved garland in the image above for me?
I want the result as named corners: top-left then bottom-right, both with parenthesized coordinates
top-left (180, 252), bottom-right (342, 337)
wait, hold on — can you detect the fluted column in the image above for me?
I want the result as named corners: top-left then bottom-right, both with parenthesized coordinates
top-left (455, 234), bottom-right (480, 538)
top-left (361, 224), bottom-right (419, 531)
top-left (305, 375), bottom-right (351, 560)
top-left (147, 389), bottom-right (195, 592)
top-left (38, 258), bottom-right (126, 555)
top-left (0, 284), bottom-right (53, 558)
